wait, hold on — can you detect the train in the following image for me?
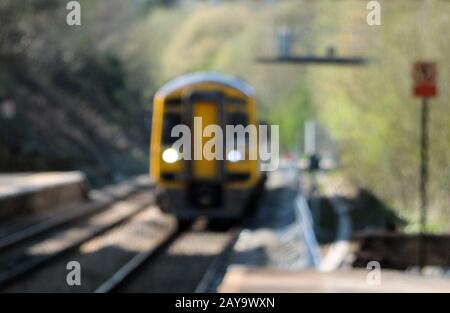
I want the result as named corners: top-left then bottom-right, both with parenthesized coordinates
top-left (150, 72), bottom-right (266, 226)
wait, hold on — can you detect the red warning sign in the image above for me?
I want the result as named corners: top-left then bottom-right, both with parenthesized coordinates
top-left (413, 62), bottom-right (437, 98)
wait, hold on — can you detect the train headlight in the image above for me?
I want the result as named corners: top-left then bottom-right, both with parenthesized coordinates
top-left (227, 150), bottom-right (243, 163)
top-left (162, 148), bottom-right (179, 164)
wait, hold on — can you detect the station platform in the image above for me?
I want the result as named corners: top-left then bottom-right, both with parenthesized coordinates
top-left (219, 266), bottom-right (450, 293)
top-left (0, 172), bottom-right (87, 221)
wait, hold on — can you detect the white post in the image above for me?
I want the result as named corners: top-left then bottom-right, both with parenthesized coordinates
top-left (304, 119), bottom-right (316, 156)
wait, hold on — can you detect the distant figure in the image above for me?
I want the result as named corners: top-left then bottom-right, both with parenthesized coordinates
top-left (308, 154), bottom-right (321, 172)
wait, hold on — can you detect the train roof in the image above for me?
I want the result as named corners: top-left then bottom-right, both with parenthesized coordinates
top-left (156, 72), bottom-right (254, 97)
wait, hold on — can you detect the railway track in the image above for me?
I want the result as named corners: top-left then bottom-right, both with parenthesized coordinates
top-left (195, 228), bottom-right (241, 293)
top-left (0, 176), bottom-right (244, 293)
top-left (95, 223), bottom-right (240, 293)
top-left (0, 199), bottom-right (239, 293)
top-left (94, 228), bottom-right (183, 293)
top-left (0, 187), bottom-right (155, 291)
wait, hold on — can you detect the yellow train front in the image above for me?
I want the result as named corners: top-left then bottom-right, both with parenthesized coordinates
top-left (150, 72), bottom-right (264, 224)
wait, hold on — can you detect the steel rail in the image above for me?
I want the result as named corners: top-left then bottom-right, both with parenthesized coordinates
top-left (195, 228), bottom-right (241, 293)
top-left (94, 229), bottom-right (183, 293)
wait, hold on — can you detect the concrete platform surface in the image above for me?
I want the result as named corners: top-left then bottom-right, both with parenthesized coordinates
top-left (219, 266), bottom-right (450, 293)
top-left (0, 172), bottom-right (87, 221)
top-left (0, 172), bottom-right (85, 198)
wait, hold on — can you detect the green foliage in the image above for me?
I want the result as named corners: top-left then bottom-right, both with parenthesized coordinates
top-left (268, 83), bottom-right (313, 150)
top-left (137, 0), bottom-right (177, 13)
top-left (117, 3), bottom-right (316, 147)
top-left (2, 0), bottom-right (448, 226)
top-left (0, 0), bottom-right (147, 185)
top-left (161, 5), bottom-right (251, 79)
top-left (308, 0), bottom-right (450, 230)
top-left (118, 0), bottom-right (447, 229)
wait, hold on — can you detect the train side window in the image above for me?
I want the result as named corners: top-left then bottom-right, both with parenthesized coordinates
top-left (162, 113), bottom-right (182, 145)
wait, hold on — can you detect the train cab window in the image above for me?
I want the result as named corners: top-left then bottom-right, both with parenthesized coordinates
top-left (162, 112), bottom-right (182, 145)
top-left (165, 98), bottom-right (181, 108)
top-left (227, 112), bottom-right (250, 148)
top-left (228, 112), bottom-right (248, 127)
